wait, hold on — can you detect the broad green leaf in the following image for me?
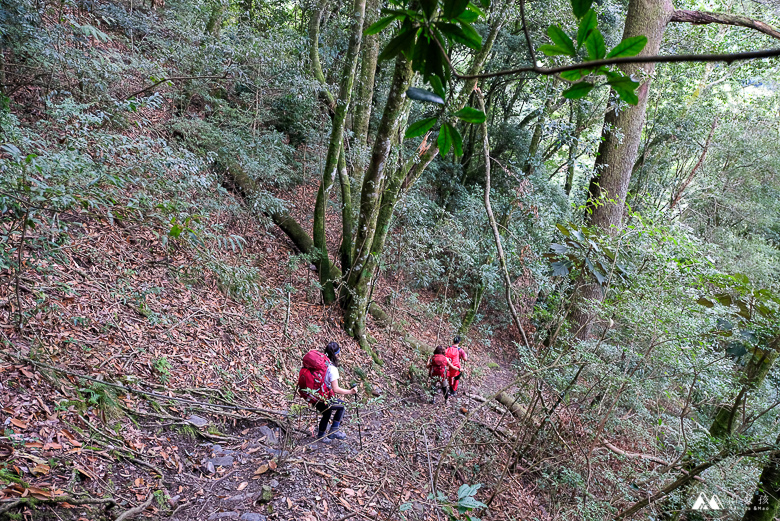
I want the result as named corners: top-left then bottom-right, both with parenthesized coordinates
top-left (551, 260), bottom-right (572, 277)
top-left (405, 117), bottom-right (438, 138)
top-left (538, 44), bottom-right (573, 57)
top-left (560, 68), bottom-right (586, 81)
top-left (420, 0), bottom-right (437, 18)
top-left (606, 35), bottom-right (648, 58)
top-left (449, 122), bottom-right (463, 156)
top-left (607, 75), bottom-right (640, 105)
top-left (406, 87), bottom-right (445, 104)
top-left (457, 10), bottom-right (479, 23)
top-left (454, 106), bottom-right (486, 123)
top-left (478, 0), bottom-right (490, 7)
top-left (423, 42), bottom-right (445, 81)
top-left (364, 15), bottom-right (398, 35)
top-left (443, 0), bottom-right (470, 19)
top-left (438, 122), bottom-right (453, 155)
top-left (547, 25), bottom-right (576, 56)
top-left (429, 75), bottom-right (445, 99)
top-left (457, 21), bottom-right (482, 49)
top-left (576, 9), bottom-right (597, 48)
top-left (584, 30), bottom-right (605, 60)
top-left (438, 22), bottom-right (480, 50)
top-left (378, 28), bottom-right (416, 61)
top-left (562, 82), bottom-right (594, 99)
top-left (571, 0), bottom-right (593, 18)
top-left (556, 223), bottom-right (571, 236)
top-left (696, 297), bottom-right (714, 308)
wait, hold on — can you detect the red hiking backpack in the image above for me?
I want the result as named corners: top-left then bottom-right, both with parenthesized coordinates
top-left (297, 350), bottom-right (334, 406)
top-left (429, 354), bottom-right (448, 378)
top-left (445, 345), bottom-right (462, 369)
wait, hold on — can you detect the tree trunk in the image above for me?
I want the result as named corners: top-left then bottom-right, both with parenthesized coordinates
top-left (307, 0), bottom-right (335, 108)
top-left (312, 0), bottom-right (366, 304)
top-left (352, 0), bottom-right (380, 146)
top-left (585, 0), bottom-right (674, 232)
top-left (205, 0), bottom-right (227, 35)
top-left (343, 55), bottom-right (414, 343)
top-left (742, 434), bottom-right (780, 521)
top-left (564, 103), bottom-right (583, 196)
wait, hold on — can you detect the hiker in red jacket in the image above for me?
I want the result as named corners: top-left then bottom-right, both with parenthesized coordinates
top-left (445, 336), bottom-right (468, 397)
top-left (427, 346), bottom-right (458, 403)
top-left (297, 342), bottom-right (357, 443)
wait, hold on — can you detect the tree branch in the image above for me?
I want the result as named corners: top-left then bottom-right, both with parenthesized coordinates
top-left (125, 74), bottom-right (230, 100)
top-left (449, 48), bottom-right (780, 80)
top-left (670, 10), bottom-right (780, 40)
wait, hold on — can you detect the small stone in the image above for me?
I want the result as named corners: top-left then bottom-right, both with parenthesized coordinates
top-left (371, 385), bottom-right (382, 397)
top-left (205, 461), bottom-right (216, 474)
top-left (209, 456), bottom-right (234, 468)
top-left (240, 514), bottom-right (267, 521)
top-left (207, 512), bottom-right (239, 520)
top-left (268, 479), bottom-right (279, 488)
top-left (168, 494), bottom-right (180, 507)
top-left (187, 415), bottom-right (209, 428)
top-left (258, 425), bottom-right (278, 445)
top-left (222, 494), bottom-right (248, 507)
top-left (266, 449), bottom-right (288, 458)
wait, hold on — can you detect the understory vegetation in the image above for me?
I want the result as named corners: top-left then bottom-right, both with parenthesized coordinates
top-left (1, 0), bottom-right (779, 519)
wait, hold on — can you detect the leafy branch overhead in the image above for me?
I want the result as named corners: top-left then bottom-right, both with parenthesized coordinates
top-left (365, 0), bottom-right (490, 157)
top-left (539, 0), bottom-right (648, 103)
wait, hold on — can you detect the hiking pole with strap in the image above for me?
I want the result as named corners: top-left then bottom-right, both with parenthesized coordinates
top-left (351, 383), bottom-right (363, 450)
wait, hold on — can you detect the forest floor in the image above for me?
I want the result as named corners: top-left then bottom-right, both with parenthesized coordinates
top-left (0, 165), bottom-right (543, 520)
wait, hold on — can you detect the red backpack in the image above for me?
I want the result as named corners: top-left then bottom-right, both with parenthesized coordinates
top-left (445, 345), bottom-right (461, 369)
top-left (429, 354), bottom-right (448, 378)
top-left (297, 350), bottom-right (334, 406)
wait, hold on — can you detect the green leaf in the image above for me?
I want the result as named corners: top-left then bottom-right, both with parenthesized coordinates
top-left (406, 87), bottom-right (445, 104)
top-left (576, 9), bottom-right (597, 48)
top-left (400, 502), bottom-right (413, 512)
top-left (449, 122), bottom-right (463, 156)
top-left (378, 28), bottom-right (416, 61)
top-left (443, 0), bottom-right (471, 19)
top-left (478, 0), bottom-right (490, 7)
top-left (364, 15), bottom-right (398, 35)
top-left (429, 75), bottom-right (445, 98)
top-left (608, 75), bottom-right (640, 105)
top-left (454, 106), bottom-right (486, 123)
top-left (420, 0), bottom-right (437, 18)
top-left (437, 22), bottom-right (480, 50)
top-left (457, 10), bottom-right (479, 23)
top-left (405, 117), bottom-right (438, 138)
top-left (551, 260), bottom-right (572, 277)
top-left (571, 0), bottom-right (593, 18)
top-left (562, 82), bottom-right (594, 99)
top-left (584, 30), bottom-right (606, 60)
top-left (547, 25), bottom-right (576, 56)
top-left (560, 68), bottom-right (586, 81)
top-left (697, 297), bottom-right (714, 308)
top-left (438, 123), bottom-right (453, 156)
top-left (457, 21), bottom-right (483, 49)
top-left (538, 44), bottom-right (573, 57)
top-left (606, 35), bottom-right (648, 58)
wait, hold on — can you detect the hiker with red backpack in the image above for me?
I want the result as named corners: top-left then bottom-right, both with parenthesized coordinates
top-left (445, 335), bottom-right (468, 397)
top-left (427, 345), bottom-right (458, 403)
top-left (297, 341), bottom-right (358, 443)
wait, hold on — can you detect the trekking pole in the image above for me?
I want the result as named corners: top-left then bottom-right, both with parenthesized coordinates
top-left (351, 383), bottom-right (363, 450)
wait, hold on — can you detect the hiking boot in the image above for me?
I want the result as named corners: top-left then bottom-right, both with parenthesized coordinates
top-left (328, 430), bottom-right (347, 440)
top-left (449, 390), bottom-right (457, 397)
top-left (315, 431), bottom-right (332, 444)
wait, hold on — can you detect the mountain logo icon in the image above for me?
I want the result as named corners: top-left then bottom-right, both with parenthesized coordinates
top-left (692, 493), bottom-right (724, 510)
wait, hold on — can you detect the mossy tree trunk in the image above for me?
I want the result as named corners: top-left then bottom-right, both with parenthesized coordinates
top-left (311, 0), bottom-right (366, 304)
top-left (742, 433), bottom-right (780, 521)
top-left (352, 0), bottom-right (380, 146)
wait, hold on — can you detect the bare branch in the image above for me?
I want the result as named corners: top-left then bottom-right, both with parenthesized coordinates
top-left (670, 10), bottom-right (780, 40)
top-left (449, 47), bottom-right (780, 80)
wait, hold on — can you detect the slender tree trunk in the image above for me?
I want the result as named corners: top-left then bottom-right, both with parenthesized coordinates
top-left (312, 0), bottom-right (366, 304)
top-left (564, 103), bottom-right (583, 196)
top-left (343, 55), bottom-right (414, 344)
top-left (743, 433), bottom-right (780, 521)
top-left (307, 0), bottom-right (335, 108)
top-left (205, 0), bottom-right (227, 35)
top-left (352, 0), bottom-right (380, 146)
top-left (337, 146), bottom-right (354, 277)
top-left (585, 0), bottom-right (674, 232)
